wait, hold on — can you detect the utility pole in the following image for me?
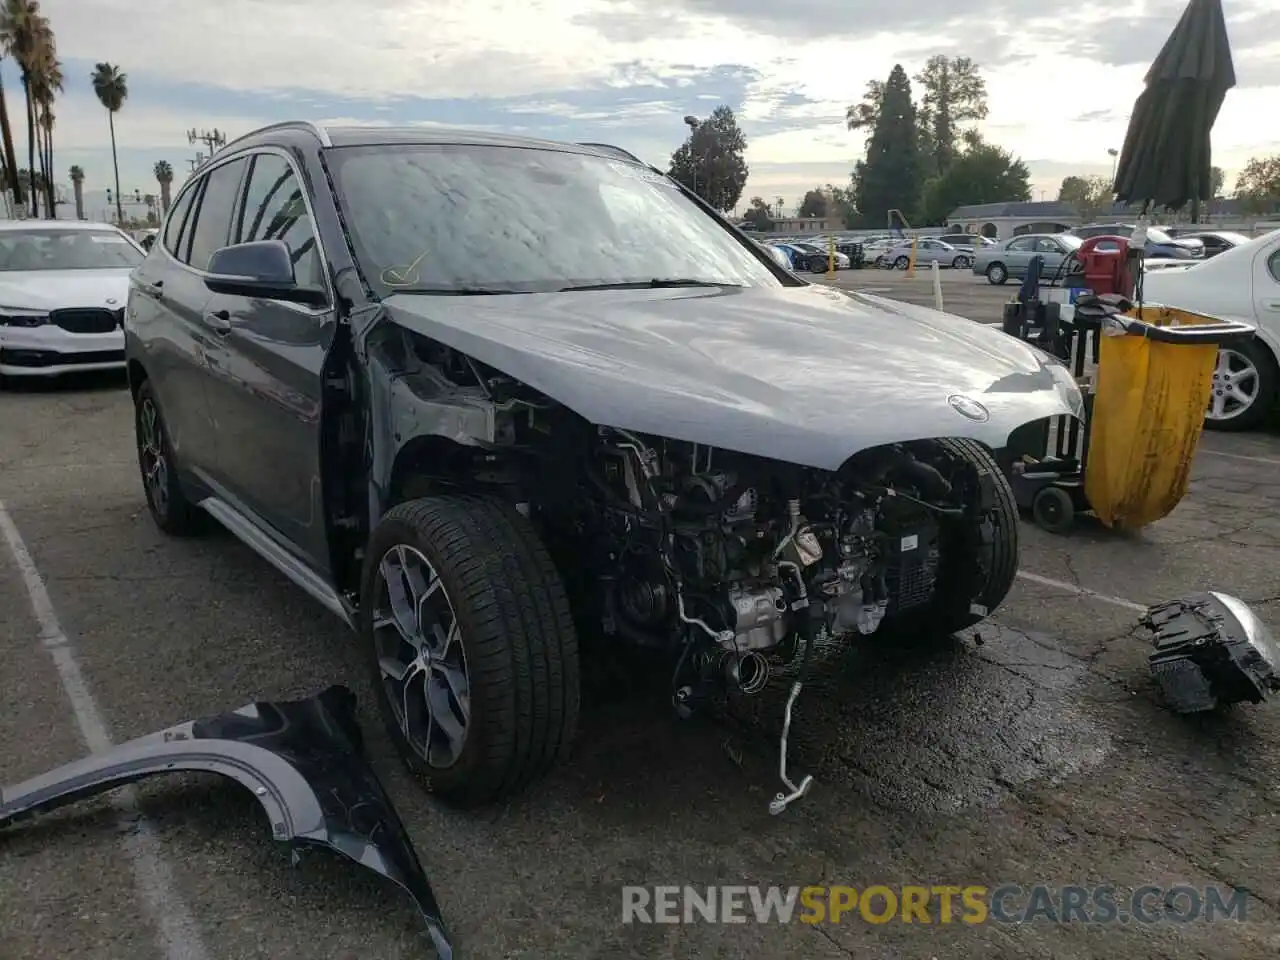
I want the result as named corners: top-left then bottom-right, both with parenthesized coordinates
top-left (187, 128), bottom-right (226, 173)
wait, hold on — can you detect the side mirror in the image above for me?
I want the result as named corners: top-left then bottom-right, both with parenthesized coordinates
top-left (204, 240), bottom-right (326, 307)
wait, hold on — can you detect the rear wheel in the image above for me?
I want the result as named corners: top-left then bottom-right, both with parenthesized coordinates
top-left (361, 495), bottom-right (581, 808)
top-left (894, 255), bottom-right (910, 270)
top-left (134, 380), bottom-right (205, 536)
top-left (1203, 339), bottom-right (1277, 432)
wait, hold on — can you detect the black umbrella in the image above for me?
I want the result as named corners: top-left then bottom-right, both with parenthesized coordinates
top-left (1112, 0), bottom-right (1235, 213)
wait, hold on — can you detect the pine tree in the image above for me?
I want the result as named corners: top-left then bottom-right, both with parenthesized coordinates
top-left (853, 65), bottom-right (920, 228)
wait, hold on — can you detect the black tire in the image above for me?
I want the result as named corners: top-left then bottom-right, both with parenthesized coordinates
top-left (1203, 339), bottom-right (1278, 433)
top-left (986, 262), bottom-right (1008, 285)
top-left (134, 379), bottom-right (205, 536)
top-left (952, 255), bottom-right (970, 269)
top-left (361, 495), bottom-right (581, 808)
top-left (894, 255), bottom-right (910, 270)
top-left (884, 439), bottom-right (1019, 641)
top-left (1031, 485), bottom-right (1075, 534)
top-left (810, 258), bottom-right (828, 274)
top-left (935, 438), bottom-right (1020, 630)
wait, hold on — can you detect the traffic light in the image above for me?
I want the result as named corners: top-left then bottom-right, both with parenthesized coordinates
top-left (105, 188), bottom-right (112, 202)
top-left (134, 190), bottom-right (142, 203)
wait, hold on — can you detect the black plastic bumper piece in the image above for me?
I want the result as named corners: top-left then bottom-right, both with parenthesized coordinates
top-left (0, 685), bottom-right (453, 958)
top-left (1142, 592), bottom-right (1280, 713)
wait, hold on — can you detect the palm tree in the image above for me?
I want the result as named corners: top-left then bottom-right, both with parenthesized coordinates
top-left (29, 36), bottom-right (59, 214)
top-left (91, 61), bottom-right (127, 224)
top-left (153, 159), bottom-right (173, 214)
top-left (68, 162), bottom-right (81, 218)
top-left (0, 0), bottom-right (48, 216)
top-left (0, 56), bottom-right (21, 209)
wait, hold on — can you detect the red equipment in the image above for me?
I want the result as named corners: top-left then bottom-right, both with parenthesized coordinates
top-left (1074, 235), bottom-right (1137, 298)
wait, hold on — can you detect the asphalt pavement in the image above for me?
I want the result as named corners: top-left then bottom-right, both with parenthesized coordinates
top-left (3, 293), bottom-right (1280, 959)
top-left (817, 263), bottom-right (1015, 322)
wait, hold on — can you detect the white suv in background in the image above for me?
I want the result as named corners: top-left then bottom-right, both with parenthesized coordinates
top-left (0, 220), bottom-right (144, 382)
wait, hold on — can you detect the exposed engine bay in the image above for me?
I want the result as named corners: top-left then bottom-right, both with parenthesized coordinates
top-left (555, 427), bottom-right (998, 703)
top-left (366, 331), bottom-right (1009, 815)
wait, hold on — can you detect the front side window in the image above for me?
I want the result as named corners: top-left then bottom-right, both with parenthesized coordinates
top-left (1007, 237), bottom-right (1034, 252)
top-left (237, 153), bottom-right (324, 292)
top-left (329, 143), bottom-right (783, 295)
top-left (0, 227), bottom-right (144, 271)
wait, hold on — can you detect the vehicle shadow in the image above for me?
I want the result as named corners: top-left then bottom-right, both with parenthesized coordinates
top-left (0, 370), bottom-right (128, 394)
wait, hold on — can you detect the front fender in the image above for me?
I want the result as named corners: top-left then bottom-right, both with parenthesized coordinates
top-left (0, 686), bottom-right (452, 960)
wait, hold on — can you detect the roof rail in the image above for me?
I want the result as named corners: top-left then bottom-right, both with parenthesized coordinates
top-left (221, 120), bottom-right (333, 152)
top-left (577, 142), bottom-right (643, 164)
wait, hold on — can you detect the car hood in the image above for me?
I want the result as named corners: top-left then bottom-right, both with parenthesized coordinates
top-left (0, 268), bottom-right (132, 311)
top-left (382, 283), bottom-right (1084, 470)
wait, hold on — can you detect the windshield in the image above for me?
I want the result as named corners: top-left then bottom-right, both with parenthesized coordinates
top-left (329, 143), bottom-right (784, 295)
top-left (1057, 234), bottom-right (1083, 249)
top-left (1146, 227), bottom-right (1174, 244)
top-left (0, 228), bottom-right (144, 271)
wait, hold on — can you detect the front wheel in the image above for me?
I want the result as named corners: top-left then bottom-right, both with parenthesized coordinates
top-left (952, 255), bottom-right (970, 269)
top-left (886, 439), bottom-right (1019, 643)
top-left (894, 255), bottom-right (910, 270)
top-left (986, 262), bottom-right (1008, 284)
top-left (810, 258), bottom-right (828, 274)
top-left (1203, 340), bottom-right (1278, 432)
top-left (361, 495), bottom-right (581, 808)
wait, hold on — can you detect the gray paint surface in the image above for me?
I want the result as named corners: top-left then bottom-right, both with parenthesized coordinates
top-left (385, 282), bottom-right (1084, 469)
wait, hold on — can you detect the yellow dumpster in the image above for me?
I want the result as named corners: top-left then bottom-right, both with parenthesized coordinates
top-left (1084, 305), bottom-right (1256, 530)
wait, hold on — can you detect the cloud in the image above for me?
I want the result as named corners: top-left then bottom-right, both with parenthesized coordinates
top-left (26, 0), bottom-right (1280, 218)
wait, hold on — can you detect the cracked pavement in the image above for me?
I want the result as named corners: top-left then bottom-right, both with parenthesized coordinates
top-left (2, 370), bottom-right (1280, 960)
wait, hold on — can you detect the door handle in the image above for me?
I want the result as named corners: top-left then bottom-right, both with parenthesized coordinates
top-left (136, 279), bottom-right (163, 298)
top-left (204, 309), bottom-right (233, 333)
top-left (1262, 299), bottom-right (1280, 311)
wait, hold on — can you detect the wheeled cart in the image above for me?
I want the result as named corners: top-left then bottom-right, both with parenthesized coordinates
top-left (1000, 292), bottom-right (1256, 534)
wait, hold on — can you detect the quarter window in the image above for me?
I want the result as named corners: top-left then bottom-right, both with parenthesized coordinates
top-left (162, 184), bottom-right (198, 260)
top-left (237, 153), bottom-right (324, 293)
top-left (1268, 249), bottom-right (1280, 284)
top-left (186, 158), bottom-right (248, 270)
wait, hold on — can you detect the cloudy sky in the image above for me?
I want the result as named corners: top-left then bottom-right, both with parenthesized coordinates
top-left (17, 0), bottom-right (1280, 218)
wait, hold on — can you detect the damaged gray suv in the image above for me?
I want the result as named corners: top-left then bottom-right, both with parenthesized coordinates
top-left (125, 122), bottom-right (1084, 809)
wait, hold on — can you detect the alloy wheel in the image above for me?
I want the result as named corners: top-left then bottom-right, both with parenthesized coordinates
top-left (138, 398), bottom-right (169, 517)
top-left (1207, 348), bottom-right (1259, 421)
top-left (373, 543), bottom-right (471, 769)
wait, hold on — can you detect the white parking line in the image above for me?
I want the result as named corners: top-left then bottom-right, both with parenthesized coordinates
top-left (1016, 570), bottom-right (1148, 613)
top-left (1198, 449), bottom-right (1280, 467)
top-left (0, 501), bottom-right (211, 960)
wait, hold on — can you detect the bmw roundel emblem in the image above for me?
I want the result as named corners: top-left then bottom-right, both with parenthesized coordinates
top-left (105, 297), bottom-right (118, 305)
top-left (948, 394), bottom-right (989, 422)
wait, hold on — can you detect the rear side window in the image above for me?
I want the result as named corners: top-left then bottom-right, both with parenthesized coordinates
top-left (162, 184), bottom-right (198, 260)
top-left (186, 158), bottom-right (248, 271)
top-left (1268, 249), bottom-right (1280, 284)
top-left (237, 153), bottom-right (324, 292)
